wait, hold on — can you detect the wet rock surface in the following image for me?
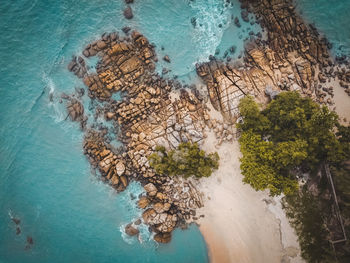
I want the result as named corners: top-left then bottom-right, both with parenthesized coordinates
top-left (196, 0), bottom-right (350, 121)
top-left (67, 31), bottom-right (217, 243)
top-left (65, 0), bottom-right (350, 246)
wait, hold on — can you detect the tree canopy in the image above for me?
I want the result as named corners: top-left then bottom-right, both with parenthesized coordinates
top-left (238, 92), bottom-right (349, 196)
top-left (148, 142), bottom-right (219, 178)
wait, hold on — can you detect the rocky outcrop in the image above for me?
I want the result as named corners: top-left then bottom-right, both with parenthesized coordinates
top-left (67, 56), bottom-right (87, 78)
top-left (125, 223), bottom-right (139, 236)
top-left (66, 98), bottom-right (88, 130)
top-left (124, 6), bottom-right (133, 19)
top-left (196, 0), bottom-right (350, 121)
top-left (69, 31), bottom-right (212, 243)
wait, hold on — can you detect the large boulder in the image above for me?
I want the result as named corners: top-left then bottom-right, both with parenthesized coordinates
top-left (125, 223), bottom-right (139, 236)
top-left (124, 6), bottom-right (133, 19)
top-left (67, 100), bottom-right (84, 121)
top-left (142, 208), bottom-right (157, 224)
top-left (120, 56), bottom-right (141, 74)
top-left (154, 232), bottom-right (171, 243)
top-left (138, 196), bottom-right (150, 209)
top-left (144, 183), bottom-right (157, 196)
top-left (116, 161), bottom-right (125, 176)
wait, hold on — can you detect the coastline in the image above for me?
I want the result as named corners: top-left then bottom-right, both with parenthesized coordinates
top-left (64, 0), bottom-right (350, 258)
top-left (196, 126), bottom-right (302, 263)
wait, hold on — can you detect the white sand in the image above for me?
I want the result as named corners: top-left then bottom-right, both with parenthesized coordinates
top-left (327, 79), bottom-right (350, 123)
top-left (196, 126), bottom-right (303, 263)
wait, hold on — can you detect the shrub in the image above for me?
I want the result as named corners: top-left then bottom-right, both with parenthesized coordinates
top-left (148, 142), bottom-right (219, 178)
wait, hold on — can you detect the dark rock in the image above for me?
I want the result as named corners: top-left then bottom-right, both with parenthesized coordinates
top-left (78, 56), bottom-right (85, 65)
top-left (27, 236), bottom-right (34, 245)
top-left (191, 17), bottom-right (196, 27)
top-left (110, 32), bottom-right (118, 41)
top-left (154, 232), bottom-right (171, 243)
top-left (162, 68), bottom-right (169, 75)
top-left (16, 227), bottom-right (21, 235)
top-left (11, 217), bottom-right (20, 225)
top-left (125, 223), bottom-right (139, 236)
top-left (223, 50), bottom-right (228, 58)
top-left (102, 33), bottom-right (109, 42)
top-left (241, 10), bottom-right (249, 22)
top-left (96, 40), bottom-right (107, 50)
top-left (163, 55), bottom-right (171, 63)
top-left (82, 49), bottom-right (90, 57)
top-left (68, 61), bottom-right (77, 72)
top-left (234, 17), bottom-right (241, 27)
top-left (124, 6), bottom-right (133, 19)
top-left (122, 26), bottom-right (131, 34)
top-left (61, 93), bottom-right (70, 100)
top-left (125, 0), bottom-right (133, 3)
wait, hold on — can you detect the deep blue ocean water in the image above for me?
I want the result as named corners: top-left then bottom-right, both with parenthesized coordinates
top-left (1, 0), bottom-right (350, 263)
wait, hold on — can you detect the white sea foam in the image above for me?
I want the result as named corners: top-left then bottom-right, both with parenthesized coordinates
top-left (189, 0), bottom-right (232, 63)
top-left (117, 181), bottom-right (156, 245)
top-left (43, 74), bottom-right (66, 123)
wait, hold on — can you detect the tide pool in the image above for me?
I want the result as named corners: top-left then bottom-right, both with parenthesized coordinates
top-left (0, 0), bottom-right (256, 262)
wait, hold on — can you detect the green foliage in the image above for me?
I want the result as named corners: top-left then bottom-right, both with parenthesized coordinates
top-left (237, 96), bottom-right (270, 133)
top-left (148, 142), bottom-right (219, 178)
top-left (238, 91), bottom-right (349, 196)
top-left (283, 189), bottom-right (335, 263)
top-left (239, 130), bottom-right (299, 196)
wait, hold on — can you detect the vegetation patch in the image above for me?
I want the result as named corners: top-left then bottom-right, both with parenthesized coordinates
top-left (238, 91), bottom-right (350, 261)
top-left (238, 91), bottom-right (349, 196)
top-left (148, 142), bottom-right (219, 178)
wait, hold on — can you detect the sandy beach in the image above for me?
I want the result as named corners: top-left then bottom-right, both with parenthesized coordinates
top-left (195, 106), bottom-right (303, 263)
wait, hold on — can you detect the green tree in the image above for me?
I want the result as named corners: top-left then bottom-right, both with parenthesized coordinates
top-left (148, 142), bottom-right (219, 178)
top-left (238, 91), bottom-right (349, 196)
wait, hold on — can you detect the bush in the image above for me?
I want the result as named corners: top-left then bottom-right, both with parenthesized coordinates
top-left (148, 142), bottom-right (219, 178)
top-left (238, 92), bottom-right (348, 196)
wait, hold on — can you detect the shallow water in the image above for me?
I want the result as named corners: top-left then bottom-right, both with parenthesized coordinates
top-left (0, 0), bottom-right (257, 262)
top-left (295, 0), bottom-right (350, 57)
top-left (1, 0), bottom-right (350, 262)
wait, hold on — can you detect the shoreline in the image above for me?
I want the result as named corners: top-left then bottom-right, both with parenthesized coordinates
top-left (196, 128), bottom-right (302, 263)
top-left (63, 0), bottom-right (350, 256)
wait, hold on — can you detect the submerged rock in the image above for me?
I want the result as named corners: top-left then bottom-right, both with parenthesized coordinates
top-left (154, 232), bottom-right (171, 243)
top-left (125, 223), bottom-right (139, 236)
top-left (124, 6), bottom-right (133, 19)
top-left (163, 55), bottom-right (171, 63)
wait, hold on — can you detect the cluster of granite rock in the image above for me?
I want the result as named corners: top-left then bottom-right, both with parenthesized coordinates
top-left (65, 29), bottom-right (236, 243)
top-left (196, 0), bottom-right (350, 121)
top-left (64, 0), bottom-right (350, 244)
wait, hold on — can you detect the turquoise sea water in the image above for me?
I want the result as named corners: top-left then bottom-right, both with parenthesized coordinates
top-left (295, 0), bottom-right (350, 57)
top-left (0, 1), bottom-right (258, 262)
top-left (1, 0), bottom-right (350, 263)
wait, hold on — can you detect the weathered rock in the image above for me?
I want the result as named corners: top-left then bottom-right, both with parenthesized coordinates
top-left (138, 196), bottom-right (150, 209)
top-left (116, 161), bottom-right (125, 176)
top-left (144, 183), bottom-right (157, 196)
top-left (125, 223), bottom-right (139, 236)
top-left (154, 232), bottom-right (171, 243)
top-left (124, 6), bottom-right (133, 19)
top-left (163, 55), bottom-right (171, 63)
